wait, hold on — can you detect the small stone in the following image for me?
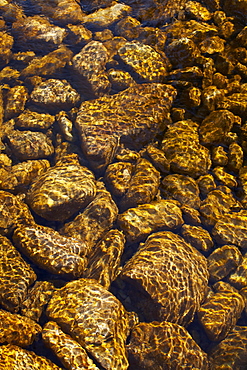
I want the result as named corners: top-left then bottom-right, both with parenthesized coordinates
top-left (4, 85), bottom-right (28, 120)
top-left (197, 174), bottom-right (217, 197)
top-left (0, 31), bottom-right (13, 67)
top-left (166, 38), bottom-right (200, 68)
top-left (181, 205), bottom-right (202, 225)
top-left (0, 235), bottom-right (36, 313)
top-left (181, 224), bottom-right (214, 252)
top-left (108, 68), bottom-right (135, 91)
top-left (185, 1), bottom-right (211, 21)
top-left (56, 111), bottom-right (74, 142)
top-left (16, 110), bottom-right (55, 130)
top-left (26, 154), bottom-right (96, 222)
top-left (105, 161), bottom-right (134, 198)
top-left (0, 309), bottom-right (41, 347)
top-left (213, 166), bottom-right (238, 188)
top-left (229, 253), bottom-right (247, 289)
top-left (201, 86), bottom-right (225, 111)
top-left (7, 130), bottom-right (54, 161)
top-left (143, 144), bottom-right (170, 174)
top-left (228, 142), bottom-right (244, 172)
top-left (181, 86), bottom-right (201, 108)
top-left (115, 16), bottom-right (141, 40)
top-left (208, 245), bottom-right (243, 282)
top-left (118, 199), bottom-right (183, 244)
top-left (199, 36), bottom-right (225, 54)
top-left (161, 174), bottom-right (201, 209)
top-left (211, 146), bottom-right (228, 167)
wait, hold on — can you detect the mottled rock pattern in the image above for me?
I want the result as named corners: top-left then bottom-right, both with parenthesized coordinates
top-left (0, 31), bottom-right (13, 66)
top-left (75, 83), bottom-right (176, 172)
top-left (181, 224), bottom-right (214, 252)
top-left (127, 321), bottom-right (209, 370)
top-left (7, 130), bottom-right (54, 161)
top-left (198, 282), bottom-right (245, 341)
top-left (213, 166), bottom-right (238, 188)
top-left (0, 309), bottom-right (41, 347)
top-left (161, 120), bottom-right (211, 177)
top-left (208, 245), bottom-right (243, 282)
top-left (16, 110), bottom-right (55, 130)
top-left (13, 224), bottom-right (89, 278)
top-left (228, 142), bottom-right (243, 172)
top-left (0, 235), bottom-right (36, 313)
top-left (118, 199), bottom-right (183, 244)
top-left (46, 278), bottom-right (137, 370)
top-left (228, 253), bottom-right (247, 289)
top-left (56, 111), bottom-right (74, 142)
top-left (105, 161), bottom-right (134, 197)
top-left (108, 68), bottom-right (135, 91)
top-left (161, 174), bottom-right (201, 209)
top-left (42, 321), bottom-right (100, 370)
top-left (27, 154), bottom-right (96, 222)
top-left (0, 344), bottom-right (62, 369)
top-left (211, 146), bottom-right (228, 167)
top-left (120, 231), bottom-right (209, 325)
top-left (197, 174), bottom-right (216, 197)
top-left (209, 326), bottom-right (247, 369)
top-left (143, 144), bottom-right (170, 174)
top-left (83, 229), bottom-right (125, 289)
top-left (185, 1), bottom-right (211, 22)
top-left (61, 181), bottom-right (118, 250)
top-left (181, 205), bottom-right (202, 225)
top-left (4, 85), bottom-right (28, 120)
top-left (21, 281), bottom-right (55, 322)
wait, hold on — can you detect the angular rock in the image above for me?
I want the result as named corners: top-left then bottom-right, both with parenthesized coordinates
top-left (120, 231), bottom-right (209, 326)
top-left (209, 326), bottom-right (247, 369)
top-left (202, 85), bottom-right (225, 111)
top-left (61, 181), bottom-right (118, 250)
top-left (181, 224), bottom-right (214, 252)
top-left (118, 199), bottom-right (183, 244)
top-left (212, 210), bottom-right (247, 248)
top-left (118, 41), bottom-right (169, 82)
top-left (208, 245), bottom-right (243, 283)
top-left (76, 83), bottom-right (176, 173)
top-left (7, 130), bottom-right (54, 161)
top-left (197, 282), bottom-right (245, 341)
top-left (30, 78), bottom-right (80, 110)
top-left (21, 281), bottom-right (55, 322)
top-left (42, 321), bottom-right (100, 370)
top-left (161, 174), bottom-right (201, 209)
top-left (127, 321), bottom-right (209, 370)
top-left (83, 229), bottom-right (125, 289)
top-left (161, 120), bottom-right (211, 178)
top-left (0, 309), bottom-right (41, 347)
top-left (0, 235), bottom-right (36, 313)
top-left (120, 158), bottom-right (160, 210)
top-left (26, 154), bottom-right (96, 222)
top-left (13, 224), bottom-right (89, 278)
top-left (0, 344), bottom-right (62, 369)
top-left (0, 31), bottom-right (13, 67)
top-left (4, 85), bottom-right (28, 120)
top-left (46, 278), bottom-right (137, 370)
top-left (16, 110), bottom-right (55, 130)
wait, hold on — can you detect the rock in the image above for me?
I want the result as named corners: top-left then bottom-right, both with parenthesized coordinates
top-left (0, 31), bottom-right (13, 67)
top-left (72, 40), bottom-right (111, 97)
top-left (56, 111), bottom-right (74, 142)
top-left (211, 146), bottom-right (228, 166)
top-left (75, 83), bottom-right (176, 173)
top-left (4, 85), bottom-right (28, 120)
top-left (213, 166), bottom-right (238, 188)
top-left (80, 3), bottom-right (131, 29)
top-left (16, 110), bottom-right (55, 130)
top-left (61, 181), bottom-right (118, 250)
top-left (26, 154), bottom-right (96, 222)
top-left (181, 86), bottom-right (201, 108)
top-left (161, 120), bottom-right (211, 178)
top-left (118, 41), bottom-right (169, 82)
top-left (42, 321), bottom-right (100, 370)
top-left (143, 144), bottom-right (170, 174)
top-left (0, 159), bottom-right (50, 192)
top-left (108, 68), bottom-right (135, 91)
top-left (66, 23), bottom-right (92, 45)
top-left (13, 224), bottom-right (89, 278)
top-left (120, 231), bottom-right (209, 326)
top-left (197, 282), bottom-right (245, 341)
top-left (0, 309), bottom-right (41, 347)
top-left (199, 109), bottom-right (240, 145)
top-left (0, 235), bottom-right (36, 313)
top-left (197, 174), bottom-right (216, 197)
top-left (114, 16), bottom-right (141, 40)
top-left (219, 93), bottom-right (247, 118)
top-left (46, 278), bottom-right (138, 370)
top-left (0, 0), bottom-right (25, 23)
top-left (7, 130), bottom-right (54, 161)
top-left (161, 174), bottom-right (201, 209)
top-left (118, 199), bottom-right (183, 244)
top-left (185, 1), bottom-right (211, 22)
top-left (208, 245), bottom-right (243, 283)
top-left (228, 142), bottom-right (244, 172)
top-left (12, 16), bottom-right (67, 51)
top-left (228, 253), bottom-right (247, 289)
top-left (120, 158), bottom-right (160, 210)
top-left (223, 0), bottom-right (247, 24)
top-left (0, 191), bottom-right (35, 236)
top-left (30, 78), bottom-right (80, 111)
top-left (0, 344), bottom-right (62, 369)
top-left (166, 38), bottom-right (200, 69)
top-left (212, 210), bottom-right (247, 248)
top-left (128, 321), bottom-right (209, 370)
top-left (105, 161), bottom-right (134, 198)
top-left (21, 281), bottom-right (55, 322)
top-left (209, 326), bottom-right (247, 369)
top-left (202, 85), bottom-right (225, 111)
top-left (29, 0), bottom-right (85, 25)
top-left (199, 186), bottom-right (242, 226)
top-left (181, 224), bottom-right (214, 252)
top-left (21, 46), bottom-right (73, 77)
top-left (199, 36), bottom-right (225, 54)
top-left (181, 205), bottom-right (202, 225)
top-left (83, 229), bottom-right (125, 289)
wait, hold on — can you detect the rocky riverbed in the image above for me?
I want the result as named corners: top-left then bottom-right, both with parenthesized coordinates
top-left (0, 0), bottom-right (247, 369)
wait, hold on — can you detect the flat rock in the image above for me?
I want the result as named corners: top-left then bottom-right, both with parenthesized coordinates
top-left (26, 154), bottom-right (96, 222)
top-left (4, 85), bottom-right (28, 120)
top-left (120, 231), bottom-right (209, 326)
top-left (75, 83), bottom-right (176, 173)
top-left (127, 321), bottom-right (209, 370)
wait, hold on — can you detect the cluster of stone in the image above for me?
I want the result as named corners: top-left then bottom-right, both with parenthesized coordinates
top-left (0, 0), bottom-right (247, 368)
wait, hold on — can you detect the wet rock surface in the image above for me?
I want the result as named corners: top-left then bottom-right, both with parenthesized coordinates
top-left (1, 0), bottom-right (247, 368)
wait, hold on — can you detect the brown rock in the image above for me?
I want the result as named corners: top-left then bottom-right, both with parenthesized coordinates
top-left (211, 146), bottom-right (228, 167)
top-left (213, 166), bottom-right (238, 188)
top-left (185, 1), bottom-right (211, 21)
top-left (228, 253), bottom-right (247, 289)
top-left (0, 235), bottom-right (36, 313)
top-left (166, 38), bottom-right (200, 68)
top-left (181, 205), bottom-right (202, 225)
top-left (105, 161), bottom-right (134, 198)
top-left (4, 85), bottom-right (28, 120)
top-left (118, 199), bottom-right (183, 244)
top-left (181, 224), bottom-right (214, 252)
top-left (108, 68), bottom-right (136, 91)
top-left (143, 144), bottom-right (170, 174)
top-left (127, 321), bottom-right (209, 370)
top-left (0, 31), bottom-right (13, 67)
top-left (228, 142), bottom-right (244, 172)
top-left (120, 231), bottom-right (209, 326)
top-left (223, 0), bottom-right (247, 24)
top-left (16, 110), bottom-right (55, 130)
top-left (197, 174), bottom-right (216, 197)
